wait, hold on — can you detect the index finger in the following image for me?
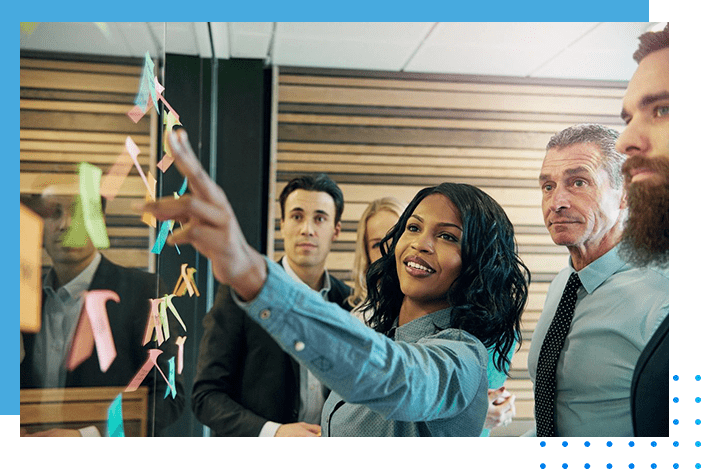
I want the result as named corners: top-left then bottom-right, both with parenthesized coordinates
top-left (167, 129), bottom-right (226, 206)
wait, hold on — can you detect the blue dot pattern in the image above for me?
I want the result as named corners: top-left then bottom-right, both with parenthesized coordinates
top-left (534, 272), bottom-right (581, 437)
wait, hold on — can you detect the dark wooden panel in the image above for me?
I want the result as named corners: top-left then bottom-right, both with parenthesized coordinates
top-left (21, 110), bottom-right (149, 133)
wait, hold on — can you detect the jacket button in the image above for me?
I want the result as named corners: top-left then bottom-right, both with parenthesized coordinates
top-left (260, 309), bottom-right (271, 320)
top-left (294, 341), bottom-right (305, 352)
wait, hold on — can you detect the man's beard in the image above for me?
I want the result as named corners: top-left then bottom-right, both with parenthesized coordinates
top-left (620, 155), bottom-right (669, 268)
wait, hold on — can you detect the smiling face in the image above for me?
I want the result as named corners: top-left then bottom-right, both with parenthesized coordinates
top-left (365, 209), bottom-right (399, 265)
top-left (394, 193), bottom-right (463, 316)
top-left (539, 142), bottom-right (626, 268)
top-left (280, 189), bottom-right (340, 272)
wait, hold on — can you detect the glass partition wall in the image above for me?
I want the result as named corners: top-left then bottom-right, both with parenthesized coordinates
top-left (20, 22), bottom-right (204, 437)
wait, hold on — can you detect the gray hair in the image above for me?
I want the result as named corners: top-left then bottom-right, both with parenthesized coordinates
top-left (546, 124), bottom-right (626, 189)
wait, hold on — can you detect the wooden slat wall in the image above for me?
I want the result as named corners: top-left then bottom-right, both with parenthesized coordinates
top-left (20, 54), bottom-right (157, 272)
top-left (272, 66), bottom-right (627, 436)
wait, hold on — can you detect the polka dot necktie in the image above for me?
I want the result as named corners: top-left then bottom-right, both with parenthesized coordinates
top-left (534, 271), bottom-right (582, 437)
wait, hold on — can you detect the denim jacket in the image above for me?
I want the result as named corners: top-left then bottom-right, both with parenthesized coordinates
top-left (236, 257), bottom-right (489, 436)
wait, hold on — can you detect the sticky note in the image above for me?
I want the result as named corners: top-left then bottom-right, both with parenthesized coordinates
top-left (151, 219), bottom-right (174, 254)
top-left (107, 393), bottom-right (125, 437)
top-left (157, 298), bottom-right (171, 343)
top-left (173, 264), bottom-right (199, 297)
top-left (175, 336), bottom-right (187, 374)
top-left (124, 349), bottom-right (175, 396)
top-left (177, 178), bottom-right (188, 196)
top-left (163, 294), bottom-right (186, 332)
top-left (64, 162), bottom-right (109, 249)
top-left (20, 204), bottom-right (43, 333)
top-left (65, 304), bottom-right (94, 371)
top-left (141, 172), bottom-right (158, 228)
top-left (100, 150), bottom-right (134, 200)
top-left (83, 290), bottom-right (119, 372)
top-left (142, 298), bottom-right (165, 346)
top-left (164, 357), bottom-right (176, 399)
top-left (61, 193), bottom-right (90, 247)
top-left (156, 154), bottom-right (174, 173)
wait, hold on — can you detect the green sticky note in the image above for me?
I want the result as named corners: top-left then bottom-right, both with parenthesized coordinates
top-left (64, 162), bottom-right (110, 249)
top-left (62, 193), bottom-right (90, 247)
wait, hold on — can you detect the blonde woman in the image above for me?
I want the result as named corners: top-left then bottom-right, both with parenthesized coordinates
top-left (348, 197), bottom-right (407, 314)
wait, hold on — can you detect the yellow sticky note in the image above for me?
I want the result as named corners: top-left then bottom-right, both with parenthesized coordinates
top-left (20, 204), bottom-right (43, 333)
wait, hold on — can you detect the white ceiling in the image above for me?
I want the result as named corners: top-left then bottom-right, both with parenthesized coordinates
top-left (20, 22), bottom-right (662, 81)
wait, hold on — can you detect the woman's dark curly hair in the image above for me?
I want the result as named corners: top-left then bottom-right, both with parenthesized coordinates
top-left (360, 183), bottom-right (530, 374)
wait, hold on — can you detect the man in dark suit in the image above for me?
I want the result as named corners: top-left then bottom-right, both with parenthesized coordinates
top-left (192, 174), bottom-right (352, 437)
top-left (20, 193), bottom-right (184, 436)
top-left (615, 24), bottom-right (669, 437)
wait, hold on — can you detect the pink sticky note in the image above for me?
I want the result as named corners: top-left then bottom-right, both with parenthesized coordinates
top-left (65, 307), bottom-right (94, 371)
top-left (159, 96), bottom-right (180, 122)
top-left (157, 154), bottom-right (174, 173)
top-left (125, 137), bottom-right (154, 199)
top-left (124, 350), bottom-right (159, 392)
top-left (83, 290), bottom-right (119, 372)
top-left (175, 336), bottom-right (187, 374)
top-left (101, 151), bottom-right (134, 200)
top-left (142, 298), bottom-right (165, 346)
top-left (127, 105), bottom-right (146, 124)
top-left (124, 349), bottom-right (173, 397)
top-left (154, 75), bottom-right (165, 96)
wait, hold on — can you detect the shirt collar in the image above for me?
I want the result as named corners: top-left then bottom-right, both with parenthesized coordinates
top-left (394, 308), bottom-right (452, 343)
top-left (571, 245), bottom-right (626, 294)
top-left (42, 252), bottom-right (102, 300)
top-left (281, 256), bottom-right (331, 297)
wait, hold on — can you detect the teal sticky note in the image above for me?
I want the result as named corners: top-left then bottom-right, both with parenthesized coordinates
top-left (151, 219), bottom-right (174, 254)
top-left (177, 177), bottom-right (188, 196)
top-left (107, 393), bottom-right (125, 437)
top-left (164, 356), bottom-right (176, 399)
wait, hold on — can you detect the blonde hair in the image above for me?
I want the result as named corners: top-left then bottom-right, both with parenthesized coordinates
top-left (348, 197), bottom-right (407, 308)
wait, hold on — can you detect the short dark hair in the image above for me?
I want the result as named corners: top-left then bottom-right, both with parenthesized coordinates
top-left (20, 193), bottom-right (108, 217)
top-left (633, 23), bottom-right (669, 64)
top-left (279, 174), bottom-right (344, 225)
top-left (546, 124), bottom-right (626, 189)
top-left (363, 183), bottom-right (530, 374)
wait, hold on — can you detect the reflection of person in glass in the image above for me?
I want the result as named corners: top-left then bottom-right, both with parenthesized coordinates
top-left (145, 129), bottom-right (530, 436)
top-left (20, 193), bottom-right (184, 436)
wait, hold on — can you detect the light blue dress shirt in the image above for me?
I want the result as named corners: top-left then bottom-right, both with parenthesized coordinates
top-left (237, 257), bottom-right (489, 437)
top-left (528, 245), bottom-right (669, 437)
top-left (34, 253), bottom-right (101, 388)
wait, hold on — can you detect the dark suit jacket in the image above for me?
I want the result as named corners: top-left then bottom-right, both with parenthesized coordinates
top-left (191, 263), bottom-right (351, 436)
top-left (20, 255), bottom-right (185, 435)
top-left (631, 314), bottom-right (669, 437)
